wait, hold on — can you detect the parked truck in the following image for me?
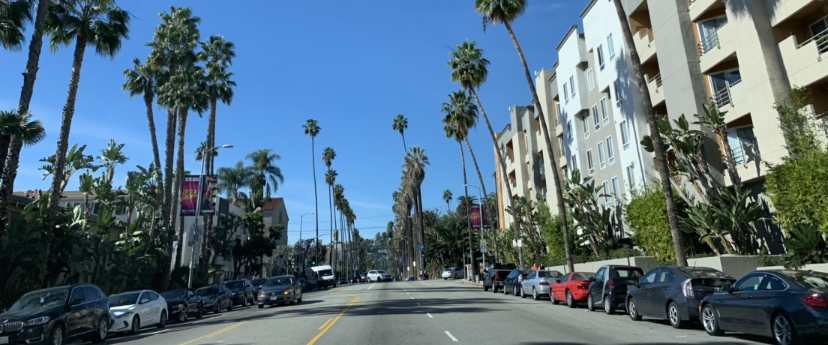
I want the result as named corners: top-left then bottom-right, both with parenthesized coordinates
top-left (483, 263), bottom-right (517, 292)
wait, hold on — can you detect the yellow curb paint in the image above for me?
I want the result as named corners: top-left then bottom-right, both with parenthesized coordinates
top-left (178, 322), bottom-right (245, 345)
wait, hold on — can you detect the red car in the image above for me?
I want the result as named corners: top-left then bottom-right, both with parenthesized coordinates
top-left (551, 272), bottom-right (595, 308)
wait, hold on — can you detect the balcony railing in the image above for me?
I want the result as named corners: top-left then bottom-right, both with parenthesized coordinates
top-left (697, 22), bottom-right (727, 56)
top-left (648, 73), bottom-right (663, 89)
top-left (646, 29), bottom-right (654, 45)
top-left (798, 28), bottom-right (828, 55)
top-left (710, 79), bottom-right (741, 107)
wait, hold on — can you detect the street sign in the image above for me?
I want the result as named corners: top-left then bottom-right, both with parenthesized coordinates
top-left (480, 242), bottom-right (488, 253)
top-left (416, 244), bottom-right (425, 250)
top-left (516, 239), bottom-right (523, 248)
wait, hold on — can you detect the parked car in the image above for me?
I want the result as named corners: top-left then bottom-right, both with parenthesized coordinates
top-left (357, 272), bottom-right (367, 282)
top-left (257, 275), bottom-right (303, 308)
top-left (108, 290), bottom-right (168, 334)
top-left (160, 289), bottom-right (204, 323)
top-left (405, 276), bottom-right (417, 281)
top-left (251, 278), bottom-right (267, 291)
top-left (627, 266), bottom-right (735, 328)
top-left (312, 265), bottom-right (337, 289)
top-left (195, 285), bottom-right (232, 313)
top-left (367, 270), bottom-right (391, 282)
top-left (587, 265), bottom-right (644, 314)
top-left (520, 270), bottom-right (564, 300)
top-left (503, 269), bottom-right (528, 296)
top-left (483, 263), bottom-right (517, 292)
top-left (700, 270), bottom-right (828, 345)
top-left (551, 272), bottom-right (595, 308)
top-left (224, 279), bottom-right (255, 306)
top-left (442, 267), bottom-right (464, 280)
top-left (338, 277), bottom-right (348, 285)
top-left (0, 284), bottom-right (110, 345)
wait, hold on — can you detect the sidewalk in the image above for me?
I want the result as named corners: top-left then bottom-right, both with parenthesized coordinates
top-left (457, 279), bottom-right (482, 287)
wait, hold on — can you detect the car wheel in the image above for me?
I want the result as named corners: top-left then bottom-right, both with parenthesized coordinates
top-left (514, 285), bottom-right (520, 297)
top-left (587, 294), bottom-right (595, 311)
top-left (492, 285), bottom-right (498, 293)
top-left (628, 298), bottom-right (641, 321)
top-left (532, 288), bottom-right (539, 300)
top-left (91, 317), bottom-right (108, 343)
top-left (668, 302), bottom-right (684, 329)
top-left (444, 278), bottom-right (447, 280)
top-left (258, 304), bottom-right (264, 309)
top-left (454, 274), bottom-right (458, 279)
top-left (179, 306), bottom-right (189, 323)
top-left (157, 311), bottom-right (167, 328)
top-left (298, 294), bottom-right (303, 303)
top-left (503, 284), bottom-right (508, 295)
top-left (551, 291), bottom-right (559, 305)
top-left (772, 311), bottom-right (799, 345)
top-left (49, 324), bottom-right (64, 345)
top-left (227, 301), bottom-right (233, 312)
top-left (129, 315), bottom-right (141, 335)
top-left (484, 283), bottom-right (489, 292)
top-left (702, 304), bottom-right (724, 336)
top-left (604, 296), bottom-right (614, 315)
top-left (566, 290), bottom-right (576, 308)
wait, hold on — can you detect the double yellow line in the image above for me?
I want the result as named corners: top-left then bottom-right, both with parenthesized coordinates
top-left (306, 292), bottom-right (361, 345)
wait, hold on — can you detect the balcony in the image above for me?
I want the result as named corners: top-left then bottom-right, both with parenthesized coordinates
top-left (646, 73), bottom-right (665, 106)
top-left (698, 22), bottom-right (736, 73)
top-left (779, 30), bottom-right (828, 88)
top-left (634, 28), bottom-right (657, 64)
top-left (770, 0), bottom-right (820, 27)
top-left (711, 80), bottom-right (749, 119)
top-left (689, 0), bottom-right (724, 22)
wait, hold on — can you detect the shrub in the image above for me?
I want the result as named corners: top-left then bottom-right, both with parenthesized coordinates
top-left (536, 198), bottom-right (579, 261)
top-left (765, 149), bottom-right (828, 235)
top-left (625, 184), bottom-right (683, 262)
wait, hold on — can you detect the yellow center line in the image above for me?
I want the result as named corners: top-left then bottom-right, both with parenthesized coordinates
top-left (177, 322), bottom-right (245, 345)
top-left (306, 295), bottom-right (360, 345)
top-left (318, 318), bottom-right (333, 330)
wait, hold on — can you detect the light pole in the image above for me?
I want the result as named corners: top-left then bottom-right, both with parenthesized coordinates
top-left (299, 213), bottom-right (314, 267)
top-left (465, 184), bottom-right (485, 281)
top-left (187, 144), bottom-right (233, 289)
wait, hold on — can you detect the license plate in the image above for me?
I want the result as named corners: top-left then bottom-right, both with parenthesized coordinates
top-left (0, 336), bottom-right (8, 344)
top-left (270, 296), bottom-right (279, 301)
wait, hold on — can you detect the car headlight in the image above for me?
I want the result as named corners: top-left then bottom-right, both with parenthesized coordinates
top-left (232, 292), bottom-right (238, 296)
top-left (26, 316), bottom-right (50, 326)
top-left (283, 291), bottom-right (289, 296)
top-left (114, 311), bottom-right (134, 319)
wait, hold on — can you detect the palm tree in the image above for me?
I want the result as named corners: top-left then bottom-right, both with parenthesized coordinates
top-left (322, 147), bottom-right (336, 263)
top-left (609, 0), bottom-right (687, 266)
top-left (474, 0), bottom-right (572, 271)
top-left (198, 35), bottom-right (235, 178)
top-left (448, 40), bottom-right (523, 268)
top-left (442, 189), bottom-right (453, 214)
top-left (194, 141), bottom-right (219, 162)
top-left (122, 57), bottom-right (162, 170)
top-left (392, 114), bottom-right (408, 152)
top-left (442, 90), bottom-right (499, 260)
top-left (44, 0), bottom-right (131, 220)
top-left (302, 119), bottom-right (321, 262)
top-left (404, 146), bottom-right (429, 269)
top-left (245, 148), bottom-right (284, 199)
top-left (0, 110), bottom-right (45, 179)
top-left (442, 120), bottom-right (475, 270)
top-left (0, 0), bottom-right (32, 51)
top-left (325, 168), bottom-right (338, 265)
top-left (217, 161), bottom-right (252, 205)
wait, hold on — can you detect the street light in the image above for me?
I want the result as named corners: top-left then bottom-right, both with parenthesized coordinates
top-left (465, 183), bottom-right (485, 281)
top-left (188, 145), bottom-right (233, 289)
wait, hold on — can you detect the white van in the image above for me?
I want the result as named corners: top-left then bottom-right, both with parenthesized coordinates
top-left (311, 265), bottom-right (336, 289)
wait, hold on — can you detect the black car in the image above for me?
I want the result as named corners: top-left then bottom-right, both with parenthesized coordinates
top-left (0, 284), bottom-right (110, 345)
top-left (257, 276), bottom-right (303, 308)
top-left (627, 266), bottom-right (735, 328)
top-left (503, 269), bottom-right (528, 296)
top-left (224, 279), bottom-right (255, 306)
top-left (587, 265), bottom-right (644, 314)
top-left (195, 285), bottom-right (232, 313)
top-left (251, 278), bottom-right (267, 292)
top-left (160, 289), bottom-right (204, 323)
top-left (338, 277), bottom-right (348, 285)
top-left (700, 270), bottom-right (828, 345)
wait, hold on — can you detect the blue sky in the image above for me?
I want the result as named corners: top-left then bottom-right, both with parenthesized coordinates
top-left (0, 0), bottom-right (589, 244)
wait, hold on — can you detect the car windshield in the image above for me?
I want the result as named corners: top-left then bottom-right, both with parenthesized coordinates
top-left (678, 268), bottom-right (733, 279)
top-left (615, 268), bottom-right (643, 279)
top-left (196, 287), bottom-right (218, 296)
top-left (318, 269), bottom-right (333, 276)
top-left (444, 268), bottom-right (455, 272)
top-left (266, 277), bottom-right (291, 286)
top-left (8, 289), bottom-right (68, 312)
top-left (572, 273), bottom-right (595, 281)
top-left (225, 281), bottom-right (244, 290)
top-left (788, 272), bottom-right (828, 289)
top-left (377, 270), bottom-right (387, 274)
top-left (538, 271), bottom-right (562, 278)
top-left (108, 292), bottom-right (140, 307)
top-left (492, 263), bottom-right (517, 270)
top-left (160, 290), bottom-right (186, 299)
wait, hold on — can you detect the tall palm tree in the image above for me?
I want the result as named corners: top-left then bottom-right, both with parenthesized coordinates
top-left (198, 35), bottom-right (235, 178)
top-left (322, 147), bottom-right (336, 263)
top-left (448, 40), bottom-right (523, 268)
top-left (474, 0), bottom-right (572, 271)
top-left (194, 141), bottom-right (218, 162)
top-left (44, 0), bottom-right (131, 221)
top-left (217, 161), bottom-right (252, 205)
top-left (302, 119), bottom-right (321, 262)
top-left (404, 146), bottom-right (429, 269)
top-left (442, 90), bottom-right (499, 260)
top-left (325, 168), bottom-right (337, 264)
top-left (245, 148), bottom-right (284, 199)
top-left (442, 189), bottom-right (452, 214)
top-left (442, 120), bottom-right (474, 270)
top-left (123, 57), bottom-right (162, 170)
top-left (609, 0), bottom-right (686, 266)
top-left (0, 0), bottom-right (32, 51)
top-left (0, 110), bottom-right (45, 178)
top-left (392, 114), bottom-right (408, 152)
top-left (0, 0), bottom-right (49, 232)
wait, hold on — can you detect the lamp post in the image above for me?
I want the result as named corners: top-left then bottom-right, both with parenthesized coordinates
top-left (187, 144), bottom-right (233, 289)
top-left (299, 213), bottom-right (314, 267)
top-left (466, 184), bottom-right (486, 281)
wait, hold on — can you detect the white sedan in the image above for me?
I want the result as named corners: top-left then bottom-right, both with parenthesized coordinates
top-left (108, 290), bottom-right (168, 334)
top-left (442, 267), bottom-right (464, 279)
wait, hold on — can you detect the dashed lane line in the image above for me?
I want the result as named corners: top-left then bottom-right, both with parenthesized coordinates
top-left (427, 313), bottom-right (433, 318)
top-left (445, 331), bottom-right (459, 342)
top-left (367, 284), bottom-right (376, 290)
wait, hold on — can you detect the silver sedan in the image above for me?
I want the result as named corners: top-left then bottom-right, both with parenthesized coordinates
top-left (520, 270), bottom-right (564, 300)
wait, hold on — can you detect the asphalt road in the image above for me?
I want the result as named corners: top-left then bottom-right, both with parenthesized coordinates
top-left (90, 279), bottom-right (819, 345)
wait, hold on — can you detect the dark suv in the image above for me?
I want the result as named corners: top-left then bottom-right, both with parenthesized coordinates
top-left (0, 284), bottom-right (110, 345)
top-left (587, 265), bottom-right (644, 314)
top-left (224, 279), bottom-right (255, 306)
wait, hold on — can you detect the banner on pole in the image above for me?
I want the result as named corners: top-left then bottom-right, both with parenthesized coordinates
top-left (470, 204), bottom-right (491, 230)
top-left (180, 175), bottom-right (216, 216)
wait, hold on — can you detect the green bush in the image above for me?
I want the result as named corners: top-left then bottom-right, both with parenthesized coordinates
top-left (536, 198), bottom-right (578, 261)
top-left (765, 149), bottom-right (828, 235)
top-left (625, 184), bottom-right (684, 262)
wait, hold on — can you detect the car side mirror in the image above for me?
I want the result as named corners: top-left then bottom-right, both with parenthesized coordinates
top-left (721, 283), bottom-right (733, 293)
top-left (589, 277), bottom-right (596, 282)
top-left (69, 298), bottom-right (84, 306)
top-left (555, 279), bottom-right (561, 284)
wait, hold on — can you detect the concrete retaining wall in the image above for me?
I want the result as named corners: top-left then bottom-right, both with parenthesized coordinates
top-left (546, 256), bottom-right (657, 275)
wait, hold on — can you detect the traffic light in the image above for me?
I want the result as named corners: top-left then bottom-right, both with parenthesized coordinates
top-left (334, 229), bottom-right (339, 242)
top-left (421, 253), bottom-right (425, 258)
top-left (312, 260), bottom-right (316, 266)
top-left (388, 235), bottom-right (392, 242)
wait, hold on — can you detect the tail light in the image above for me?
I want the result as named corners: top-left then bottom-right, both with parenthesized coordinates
top-left (577, 284), bottom-right (589, 290)
top-left (495, 273), bottom-right (501, 280)
top-left (608, 280), bottom-right (615, 291)
top-left (804, 296), bottom-right (828, 308)
top-left (539, 280), bottom-right (550, 286)
top-left (682, 279), bottom-right (694, 299)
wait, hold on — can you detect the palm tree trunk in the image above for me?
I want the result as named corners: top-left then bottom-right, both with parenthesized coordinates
top-left (610, 0), bottom-right (687, 266)
top-left (327, 182), bottom-right (333, 265)
top-left (47, 36), bottom-right (88, 226)
top-left (0, 137), bottom-right (10, 181)
top-left (458, 141), bottom-right (474, 279)
top-left (417, 188), bottom-right (425, 271)
top-left (200, 96), bottom-right (218, 272)
top-left (463, 137), bottom-right (497, 264)
top-left (311, 137), bottom-right (319, 263)
top-left (144, 91), bottom-right (162, 171)
top-left (401, 134), bottom-right (407, 152)
top-left (174, 107), bottom-right (189, 271)
top-left (468, 87), bottom-right (522, 268)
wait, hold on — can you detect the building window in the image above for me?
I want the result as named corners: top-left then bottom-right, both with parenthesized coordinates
top-left (600, 98), bottom-right (609, 125)
top-left (567, 120), bottom-right (572, 139)
top-left (611, 176), bottom-right (620, 206)
top-left (620, 121), bottom-right (630, 150)
top-left (571, 154), bottom-right (578, 171)
top-left (709, 69), bottom-right (742, 107)
top-left (614, 79), bottom-right (622, 104)
top-left (727, 126), bottom-right (757, 165)
top-left (586, 150), bottom-right (594, 175)
top-left (602, 181), bottom-right (612, 209)
top-left (810, 17), bottom-right (828, 53)
top-left (583, 114), bottom-right (590, 138)
top-left (557, 103), bottom-right (563, 124)
top-left (563, 82), bottom-right (569, 102)
top-left (606, 136), bottom-right (615, 165)
top-left (598, 142), bottom-right (606, 169)
top-left (626, 166), bottom-right (636, 191)
top-left (607, 33), bottom-right (615, 60)
top-left (698, 16), bottom-right (728, 54)
top-left (587, 69), bottom-right (595, 90)
top-left (597, 44), bottom-right (605, 69)
top-left (593, 107), bottom-right (601, 131)
top-left (570, 76), bottom-right (576, 97)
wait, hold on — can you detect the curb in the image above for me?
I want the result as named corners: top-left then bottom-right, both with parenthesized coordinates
top-left (457, 280), bottom-right (482, 287)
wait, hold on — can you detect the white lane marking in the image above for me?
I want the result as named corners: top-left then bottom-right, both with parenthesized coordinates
top-left (427, 313), bottom-right (433, 318)
top-left (445, 331), bottom-right (459, 342)
top-left (367, 284), bottom-right (376, 290)
top-left (421, 282), bottom-right (432, 286)
top-left (407, 292), bottom-right (410, 295)
top-left (410, 297), bottom-right (414, 299)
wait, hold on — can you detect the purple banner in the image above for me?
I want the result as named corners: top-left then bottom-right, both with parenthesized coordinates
top-left (180, 175), bottom-right (216, 216)
top-left (470, 204), bottom-right (490, 230)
